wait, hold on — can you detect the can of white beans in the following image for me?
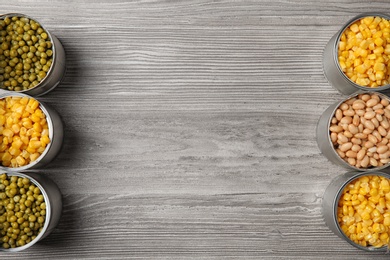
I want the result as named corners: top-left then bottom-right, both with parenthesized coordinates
top-left (317, 91), bottom-right (390, 171)
top-left (322, 171), bottom-right (390, 251)
top-left (0, 13), bottom-right (66, 96)
top-left (323, 12), bottom-right (390, 95)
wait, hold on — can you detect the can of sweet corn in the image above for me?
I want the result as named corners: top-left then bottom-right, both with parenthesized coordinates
top-left (323, 12), bottom-right (390, 95)
top-left (322, 171), bottom-right (390, 251)
top-left (316, 91), bottom-right (390, 171)
top-left (0, 92), bottom-right (64, 171)
top-left (0, 13), bottom-right (66, 96)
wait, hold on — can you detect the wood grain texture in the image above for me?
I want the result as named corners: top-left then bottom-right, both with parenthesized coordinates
top-left (3, 0), bottom-right (390, 259)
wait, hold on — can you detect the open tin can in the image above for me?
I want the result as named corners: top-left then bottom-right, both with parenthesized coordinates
top-left (0, 171), bottom-right (62, 252)
top-left (323, 171), bottom-right (390, 251)
top-left (0, 13), bottom-right (66, 96)
top-left (317, 91), bottom-right (390, 171)
top-left (0, 92), bottom-right (64, 171)
top-left (323, 12), bottom-right (390, 95)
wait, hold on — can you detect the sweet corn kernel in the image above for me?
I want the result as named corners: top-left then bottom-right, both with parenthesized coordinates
top-left (26, 146), bottom-right (36, 154)
top-left (375, 37), bottom-right (384, 46)
top-left (338, 16), bottom-right (390, 87)
top-left (338, 175), bottom-right (390, 248)
top-left (351, 23), bottom-right (360, 33)
top-left (0, 97), bottom-right (50, 167)
top-left (15, 155), bottom-right (25, 166)
top-left (2, 152), bottom-right (11, 162)
top-left (40, 135), bottom-right (50, 145)
top-left (33, 122), bottom-right (42, 132)
top-left (380, 232), bottom-right (389, 241)
top-left (374, 62), bottom-right (385, 71)
top-left (29, 153), bottom-right (40, 162)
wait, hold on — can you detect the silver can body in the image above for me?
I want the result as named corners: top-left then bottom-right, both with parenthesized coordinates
top-left (323, 12), bottom-right (390, 95)
top-left (0, 171), bottom-right (62, 252)
top-left (0, 13), bottom-right (66, 96)
top-left (322, 171), bottom-right (390, 251)
top-left (0, 92), bottom-right (64, 171)
top-left (316, 91), bottom-right (390, 171)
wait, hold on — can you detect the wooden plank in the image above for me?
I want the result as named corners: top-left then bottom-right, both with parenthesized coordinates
top-left (3, 0), bottom-right (390, 258)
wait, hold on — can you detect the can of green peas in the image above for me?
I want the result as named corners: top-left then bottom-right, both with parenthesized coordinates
top-left (322, 171), bottom-right (390, 251)
top-left (0, 171), bottom-right (62, 252)
top-left (323, 12), bottom-right (390, 95)
top-left (0, 13), bottom-right (66, 96)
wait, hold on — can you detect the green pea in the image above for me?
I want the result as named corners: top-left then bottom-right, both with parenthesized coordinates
top-left (1, 42), bottom-right (8, 50)
top-left (9, 49), bottom-right (17, 57)
top-left (22, 81), bottom-right (29, 89)
top-left (10, 80), bottom-right (17, 87)
top-left (23, 63), bottom-right (31, 70)
top-left (28, 74), bottom-right (36, 82)
top-left (42, 65), bottom-right (49, 72)
top-left (40, 32), bottom-right (48, 40)
top-left (23, 24), bottom-right (30, 31)
top-left (8, 215), bottom-right (16, 222)
top-left (15, 63), bottom-right (22, 70)
top-left (22, 45), bottom-right (28, 53)
top-left (16, 27), bottom-right (23, 34)
top-left (31, 35), bottom-right (37, 43)
top-left (22, 34), bottom-right (30, 41)
top-left (39, 41), bottom-right (46, 48)
top-left (30, 23), bottom-right (38, 30)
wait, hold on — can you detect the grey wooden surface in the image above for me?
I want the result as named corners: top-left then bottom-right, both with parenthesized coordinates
top-left (3, 0), bottom-right (390, 259)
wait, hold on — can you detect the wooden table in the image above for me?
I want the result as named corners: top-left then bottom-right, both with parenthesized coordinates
top-left (3, 0), bottom-right (390, 259)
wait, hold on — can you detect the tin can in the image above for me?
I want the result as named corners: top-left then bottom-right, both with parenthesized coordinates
top-left (0, 13), bottom-right (66, 96)
top-left (0, 92), bottom-right (64, 171)
top-left (322, 171), bottom-right (390, 251)
top-left (0, 171), bottom-right (62, 252)
top-left (316, 91), bottom-right (390, 171)
top-left (323, 12), bottom-right (390, 95)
